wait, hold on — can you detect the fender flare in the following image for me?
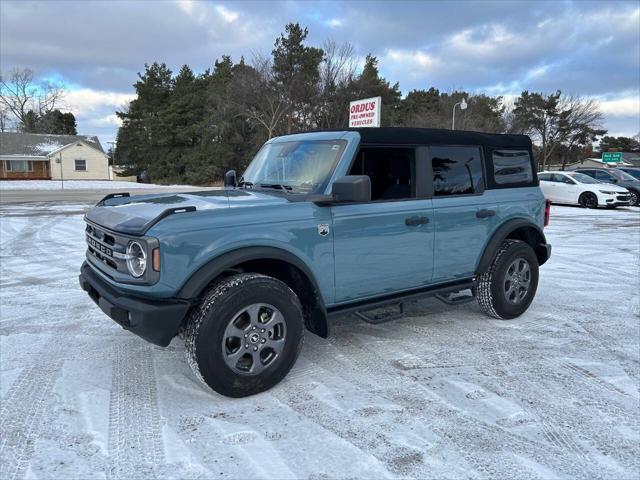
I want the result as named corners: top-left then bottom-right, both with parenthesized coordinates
top-left (176, 246), bottom-right (329, 337)
top-left (475, 218), bottom-right (549, 274)
top-left (177, 246), bottom-right (323, 299)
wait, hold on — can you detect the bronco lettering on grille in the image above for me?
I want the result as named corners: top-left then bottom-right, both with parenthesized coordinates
top-left (87, 236), bottom-right (113, 257)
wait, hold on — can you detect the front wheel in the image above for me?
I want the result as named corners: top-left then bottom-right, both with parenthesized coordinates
top-left (579, 192), bottom-right (598, 209)
top-left (184, 273), bottom-right (304, 397)
top-left (477, 239), bottom-right (539, 320)
top-left (629, 190), bottom-right (639, 207)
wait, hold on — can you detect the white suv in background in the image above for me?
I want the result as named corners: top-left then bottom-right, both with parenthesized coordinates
top-left (538, 171), bottom-right (631, 208)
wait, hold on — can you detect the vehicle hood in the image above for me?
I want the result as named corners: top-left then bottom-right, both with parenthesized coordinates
top-left (85, 189), bottom-right (290, 235)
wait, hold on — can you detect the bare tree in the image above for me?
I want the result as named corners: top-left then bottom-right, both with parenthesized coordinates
top-left (317, 39), bottom-right (358, 129)
top-left (0, 68), bottom-right (65, 130)
top-left (233, 55), bottom-right (287, 139)
top-left (0, 102), bottom-right (10, 132)
top-left (511, 91), bottom-right (605, 170)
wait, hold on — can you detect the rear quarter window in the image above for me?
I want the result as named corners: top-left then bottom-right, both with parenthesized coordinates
top-left (491, 150), bottom-right (534, 186)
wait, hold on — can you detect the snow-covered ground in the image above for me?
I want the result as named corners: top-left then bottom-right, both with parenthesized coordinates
top-left (0, 180), bottom-right (199, 190)
top-left (0, 204), bottom-right (638, 479)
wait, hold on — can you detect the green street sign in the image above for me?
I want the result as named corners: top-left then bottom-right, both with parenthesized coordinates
top-left (602, 152), bottom-right (622, 163)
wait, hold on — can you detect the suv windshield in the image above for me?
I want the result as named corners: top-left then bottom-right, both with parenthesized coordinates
top-left (567, 172), bottom-right (602, 184)
top-left (620, 169), bottom-right (640, 180)
top-left (241, 140), bottom-right (347, 193)
top-left (610, 169), bottom-right (637, 181)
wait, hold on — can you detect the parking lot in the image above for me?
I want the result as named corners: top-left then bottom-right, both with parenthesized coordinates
top-left (1, 202), bottom-right (639, 479)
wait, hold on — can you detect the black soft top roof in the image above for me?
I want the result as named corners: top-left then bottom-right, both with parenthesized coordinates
top-left (343, 127), bottom-right (531, 149)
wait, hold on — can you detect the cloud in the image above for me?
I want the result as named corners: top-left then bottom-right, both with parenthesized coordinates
top-left (594, 92), bottom-right (640, 118)
top-left (65, 89), bottom-right (135, 117)
top-left (1, 0), bottom-right (638, 145)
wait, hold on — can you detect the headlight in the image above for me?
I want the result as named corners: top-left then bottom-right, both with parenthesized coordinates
top-left (599, 190), bottom-right (617, 194)
top-left (126, 241), bottom-right (147, 277)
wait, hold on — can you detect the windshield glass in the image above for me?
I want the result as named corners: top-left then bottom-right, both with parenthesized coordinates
top-left (241, 140), bottom-right (347, 193)
top-left (610, 169), bottom-right (637, 181)
top-left (621, 169), bottom-right (640, 180)
top-left (567, 172), bottom-right (603, 184)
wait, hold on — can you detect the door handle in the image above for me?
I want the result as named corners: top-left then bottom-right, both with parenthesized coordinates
top-left (405, 216), bottom-right (429, 226)
top-left (476, 209), bottom-right (496, 218)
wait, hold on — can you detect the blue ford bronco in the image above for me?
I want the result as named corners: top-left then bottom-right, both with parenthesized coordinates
top-left (79, 128), bottom-right (551, 397)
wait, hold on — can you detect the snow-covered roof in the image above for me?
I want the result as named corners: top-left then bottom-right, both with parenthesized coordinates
top-left (0, 132), bottom-right (104, 157)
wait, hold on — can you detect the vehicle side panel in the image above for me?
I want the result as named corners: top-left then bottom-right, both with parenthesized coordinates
top-left (97, 202), bottom-right (335, 303)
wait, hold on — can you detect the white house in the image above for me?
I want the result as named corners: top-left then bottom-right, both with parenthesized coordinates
top-left (0, 132), bottom-right (110, 180)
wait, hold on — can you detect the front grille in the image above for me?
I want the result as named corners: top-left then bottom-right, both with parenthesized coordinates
top-left (617, 195), bottom-right (630, 201)
top-left (85, 223), bottom-right (128, 274)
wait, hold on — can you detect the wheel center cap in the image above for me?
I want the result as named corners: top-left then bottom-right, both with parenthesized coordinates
top-left (249, 333), bottom-right (260, 344)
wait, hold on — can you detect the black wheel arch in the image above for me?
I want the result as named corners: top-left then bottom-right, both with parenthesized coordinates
top-left (177, 247), bottom-right (329, 338)
top-left (476, 218), bottom-right (550, 274)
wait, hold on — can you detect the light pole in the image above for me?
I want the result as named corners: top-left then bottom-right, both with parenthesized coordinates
top-left (452, 97), bottom-right (468, 130)
top-left (58, 151), bottom-right (64, 189)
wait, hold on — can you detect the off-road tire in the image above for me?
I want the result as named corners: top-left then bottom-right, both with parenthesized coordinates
top-left (184, 273), bottom-right (304, 397)
top-left (477, 239), bottom-right (539, 320)
top-left (579, 192), bottom-right (598, 209)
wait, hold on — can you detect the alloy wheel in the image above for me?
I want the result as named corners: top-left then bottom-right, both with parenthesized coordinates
top-left (221, 303), bottom-right (286, 375)
top-left (503, 258), bottom-right (531, 305)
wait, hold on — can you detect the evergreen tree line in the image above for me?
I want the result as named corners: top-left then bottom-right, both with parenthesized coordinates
top-left (115, 23), bottom-right (621, 184)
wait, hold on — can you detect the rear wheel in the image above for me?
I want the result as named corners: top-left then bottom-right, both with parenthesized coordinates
top-left (184, 273), bottom-right (304, 397)
top-left (579, 192), bottom-right (598, 209)
top-left (477, 239), bottom-right (539, 320)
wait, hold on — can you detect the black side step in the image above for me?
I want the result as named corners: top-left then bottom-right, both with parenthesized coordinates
top-left (354, 303), bottom-right (405, 324)
top-left (327, 278), bottom-right (475, 322)
top-left (435, 288), bottom-right (476, 305)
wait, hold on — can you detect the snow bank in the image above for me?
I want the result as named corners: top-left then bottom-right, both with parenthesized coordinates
top-left (0, 203), bottom-right (638, 479)
top-left (0, 180), bottom-right (198, 190)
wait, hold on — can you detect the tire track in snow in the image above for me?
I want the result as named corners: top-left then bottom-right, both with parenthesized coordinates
top-left (0, 342), bottom-right (64, 480)
top-left (107, 341), bottom-right (165, 479)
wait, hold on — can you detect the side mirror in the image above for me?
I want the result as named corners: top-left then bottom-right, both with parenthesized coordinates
top-left (331, 175), bottom-right (371, 203)
top-left (224, 170), bottom-right (237, 188)
top-left (611, 178), bottom-right (618, 183)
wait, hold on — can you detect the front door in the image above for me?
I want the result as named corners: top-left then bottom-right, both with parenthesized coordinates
top-left (331, 147), bottom-right (434, 303)
top-left (332, 200), bottom-right (434, 303)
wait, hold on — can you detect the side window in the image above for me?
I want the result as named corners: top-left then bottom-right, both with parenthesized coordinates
top-left (492, 150), bottom-right (533, 185)
top-left (538, 173), bottom-right (552, 181)
top-left (595, 170), bottom-right (612, 181)
top-left (348, 147), bottom-right (415, 201)
top-left (431, 146), bottom-right (483, 196)
top-left (554, 174), bottom-right (574, 184)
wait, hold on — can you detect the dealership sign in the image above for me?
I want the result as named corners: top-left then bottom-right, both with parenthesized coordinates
top-left (602, 152), bottom-right (622, 163)
top-left (349, 96), bottom-right (381, 128)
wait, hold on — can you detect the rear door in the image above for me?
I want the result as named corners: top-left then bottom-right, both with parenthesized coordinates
top-left (430, 145), bottom-right (497, 281)
top-left (331, 146), bottom-right (434, 303)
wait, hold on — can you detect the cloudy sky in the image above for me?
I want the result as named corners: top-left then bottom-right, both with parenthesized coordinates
top-left (1, 0), bottom-right (638, 147)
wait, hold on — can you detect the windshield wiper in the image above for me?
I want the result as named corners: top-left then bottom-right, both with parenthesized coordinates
top-left (237, 180), bottom-right (254, 188)
top-left (257, 183), bottom-right (293, 193)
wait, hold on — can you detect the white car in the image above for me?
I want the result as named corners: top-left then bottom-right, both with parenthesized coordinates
top-left (538, 171), bottom-right (631, 208)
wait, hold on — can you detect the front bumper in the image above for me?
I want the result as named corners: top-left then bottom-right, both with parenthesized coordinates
top-left (600, 192), bottom-right (630, 206)
top-left (79, 262), bottom-right (189, 346)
